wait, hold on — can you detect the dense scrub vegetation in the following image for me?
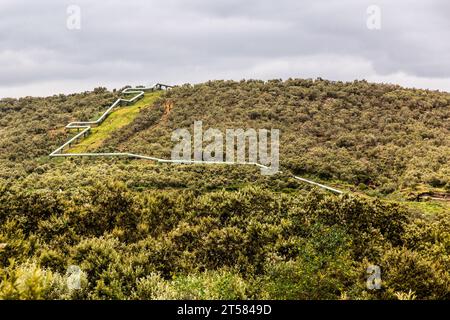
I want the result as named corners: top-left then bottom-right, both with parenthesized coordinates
top-left (0, 87), bottom-right (118, 162)
top-left (102, 79), bottom-right (450, 193)
top-left (0, 79), bottom-right (449, 300)
top-left (1, 179), bottom-right (449, 299)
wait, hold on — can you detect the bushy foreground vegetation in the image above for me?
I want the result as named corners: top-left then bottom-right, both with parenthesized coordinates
top-left (0, 79), bottom-right (449, 300)
top-left (0, 180), bottom-right (448, 299)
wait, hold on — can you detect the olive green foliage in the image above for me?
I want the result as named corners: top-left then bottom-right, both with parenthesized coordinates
top-left (0, 87), bottom-right (118, 162)
top-left (102, 79), bottom-right (449, 192)
top-left (0, 180), bottom-right (449, 299)
top-left (0, 81), bottom-right (449, 300)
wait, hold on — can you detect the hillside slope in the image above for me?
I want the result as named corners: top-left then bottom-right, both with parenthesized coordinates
top-left (100, 79), bottom-right (450, 195)
top-left (0, 79), bottom-right (449, 300)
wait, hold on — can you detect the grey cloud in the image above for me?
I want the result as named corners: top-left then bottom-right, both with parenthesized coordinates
top-left (0, 0), bottom-right (449, 97)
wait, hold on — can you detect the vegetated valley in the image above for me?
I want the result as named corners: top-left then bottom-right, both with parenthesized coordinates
top-left (0, 79), bottom-right (449, 300)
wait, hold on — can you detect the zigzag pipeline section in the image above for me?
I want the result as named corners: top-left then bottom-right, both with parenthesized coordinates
top-left (49, 84), bottom-right (343, 194)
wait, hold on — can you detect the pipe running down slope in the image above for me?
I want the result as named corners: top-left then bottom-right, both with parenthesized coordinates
top-left (49, 84), bottom-right (344, 194)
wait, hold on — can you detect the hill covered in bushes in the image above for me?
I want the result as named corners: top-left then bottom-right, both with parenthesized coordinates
top-left (0, 79), bottom-right (449, 300)
top-left (101, 79), bottom-right (450, 194)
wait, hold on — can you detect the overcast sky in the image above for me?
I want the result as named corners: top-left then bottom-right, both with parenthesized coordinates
top-left (0, 0), bottom-right (449, 97)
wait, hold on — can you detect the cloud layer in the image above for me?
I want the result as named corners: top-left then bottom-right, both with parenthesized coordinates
top-left (1, 0), bottom-right (449, 97)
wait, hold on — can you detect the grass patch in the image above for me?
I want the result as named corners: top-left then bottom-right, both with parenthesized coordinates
top-left (68, 91), bottom-right (162, 153)
top-left (401, 200), bottom-right (450, 216)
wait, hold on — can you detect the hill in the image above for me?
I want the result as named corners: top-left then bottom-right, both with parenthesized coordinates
top-left (100, 79), bottom-right (450, 195)
top-left (0, 79), bottom-right (449, 300)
